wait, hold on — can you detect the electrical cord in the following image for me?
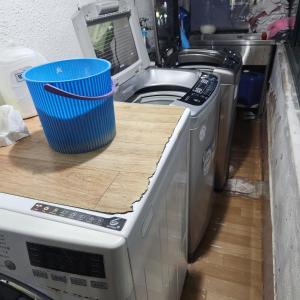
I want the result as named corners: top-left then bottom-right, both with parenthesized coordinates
top-left (112, 24), bottom-right (121, 72)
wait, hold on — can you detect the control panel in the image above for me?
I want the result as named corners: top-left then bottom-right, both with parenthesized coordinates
top-left (223, 57), bottom-right (241, 71)
top-left (179, 73), bottom-right (218, 106)
top-left (222, 48), bottom-right (242, 70)
top-left (0, 232), bottom-right (115, 300)
top-left (27, 243), bottom-right (106, 279)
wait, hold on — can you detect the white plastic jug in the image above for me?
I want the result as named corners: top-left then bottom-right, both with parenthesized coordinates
top-left (0, 43), bottom-right (47, 119)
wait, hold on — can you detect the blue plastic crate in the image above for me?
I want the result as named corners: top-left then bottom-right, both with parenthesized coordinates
top-left (238, 71), bottom-right (265, 107)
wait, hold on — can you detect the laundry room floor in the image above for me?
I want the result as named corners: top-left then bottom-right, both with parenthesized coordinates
top-left (181, 111), bottom-right (264, 300)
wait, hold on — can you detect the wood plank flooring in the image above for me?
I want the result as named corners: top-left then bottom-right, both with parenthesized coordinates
top-left (181, 112), bottom-right (263, 300)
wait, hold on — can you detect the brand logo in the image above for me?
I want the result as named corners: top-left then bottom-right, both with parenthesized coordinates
top-left (14, 66), bottom-right (31, 83)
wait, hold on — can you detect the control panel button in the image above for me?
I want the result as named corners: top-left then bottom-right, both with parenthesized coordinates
top-left (4, 260), bottom-right (16, 271)
top-left (51, 274), bottom-right (67, 283)
top-left (91, 281), bottom-right (108, 290)
top-left (32, 269), bottom-right (48, 279)
top-left (179, 73), bottom-right (218, 106)
top-left (70, 277), bottom-right (87, 286)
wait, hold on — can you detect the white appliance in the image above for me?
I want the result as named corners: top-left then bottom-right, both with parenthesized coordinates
top-left (0, 109), bottom-right (190, 300)
top-left (72, 0), bottom-right (221, 258)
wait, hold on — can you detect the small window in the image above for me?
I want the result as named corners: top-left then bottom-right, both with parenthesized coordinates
top-left (87, 14), bottom-right (139, 75)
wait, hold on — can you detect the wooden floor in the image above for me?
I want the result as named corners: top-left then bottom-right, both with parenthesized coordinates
top-left (181, 113), bottom-right (263, 300)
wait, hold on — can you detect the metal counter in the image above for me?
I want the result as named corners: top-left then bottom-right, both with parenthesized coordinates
top-left (190, 33), bottom-right (277, 115)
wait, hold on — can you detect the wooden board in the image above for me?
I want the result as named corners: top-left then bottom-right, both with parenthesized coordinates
top-left (0, 102), bottom-right (185, 214)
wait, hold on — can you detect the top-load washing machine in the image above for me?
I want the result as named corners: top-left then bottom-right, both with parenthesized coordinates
top-left (176, 48), bottom-right (242, 190)
top-left (72, 0), bottom-right (221, 257)
top-left (119, 69), bottom-right (220, 256)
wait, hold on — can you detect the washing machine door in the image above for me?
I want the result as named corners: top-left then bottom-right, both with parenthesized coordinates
top-left (0, 274), bottom-right (51, 300)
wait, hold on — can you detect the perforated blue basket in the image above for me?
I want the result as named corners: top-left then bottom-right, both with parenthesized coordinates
top-left (24, 58), bottom-right (116, 154)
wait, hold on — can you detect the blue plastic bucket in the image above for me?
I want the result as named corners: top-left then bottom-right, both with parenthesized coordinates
top-left (24, 58), bottom-right (116, 154)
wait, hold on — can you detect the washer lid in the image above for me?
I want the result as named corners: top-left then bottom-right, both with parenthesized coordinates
top-left (178, 48), bottom-right (242, 73)
top-left (72, 1), bottom-right (151, 87)
top-left (178, 49), bottom-right (226, 66)
top-left (115, 68), bottom-right (200, 101)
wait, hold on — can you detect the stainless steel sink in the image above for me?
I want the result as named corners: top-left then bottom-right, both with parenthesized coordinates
top-left (189, 32), bottom-right (277, 116)
top-left (190, 34), bottom-right (276, 65)
top-left (178, 49), bottom-right (226, 65)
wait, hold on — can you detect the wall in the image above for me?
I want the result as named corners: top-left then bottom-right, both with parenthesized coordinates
top-left (0, 0), bottom-right (83, 61)
top-left (190, 0), bottom-right (249, 32)
top-left (267, 45), bottom-right (300, 299)
top-left (134, 0), bottom-right (156, 51)
top-left (178, 0), bottom-right (190, 11)
top-left (262, 96), bottom-right (274, 300)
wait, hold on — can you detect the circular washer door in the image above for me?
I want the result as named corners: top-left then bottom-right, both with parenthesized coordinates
top-left (0, 278), bottom-right (50, 300)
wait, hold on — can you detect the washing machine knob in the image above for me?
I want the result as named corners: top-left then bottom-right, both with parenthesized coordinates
top-left (4, 260), bottom-right (16, 271)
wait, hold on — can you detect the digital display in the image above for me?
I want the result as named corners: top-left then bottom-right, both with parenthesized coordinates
top-left (27, 242), bottom-right (106, 279)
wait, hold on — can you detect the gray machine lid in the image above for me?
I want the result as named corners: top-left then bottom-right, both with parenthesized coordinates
top-left (177, 48), bottom-right (242, 73)
top-left (125, 68), bottom-right (200, 91)
top-left (114, 67), bottom-right (200, 101)
top-left (178, 49), bottom-right (226, 66)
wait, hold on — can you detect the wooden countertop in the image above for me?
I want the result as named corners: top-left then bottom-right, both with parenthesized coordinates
top-left (0, 102), bottom-right (185, 214)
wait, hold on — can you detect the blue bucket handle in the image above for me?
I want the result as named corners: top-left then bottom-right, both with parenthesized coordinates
top-left (44, 82), bottom-right (114, 100)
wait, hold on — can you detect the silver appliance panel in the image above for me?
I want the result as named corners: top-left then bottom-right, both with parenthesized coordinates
top-left (178, 49), bottom-right (226, 66)
top-left (179, 65), bottom-right (235, 85)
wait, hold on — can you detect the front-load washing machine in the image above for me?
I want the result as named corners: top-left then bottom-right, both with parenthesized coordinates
top-left (176, 48), bottom-right (242, 190)
top-left (72, 0), bottom-right (222, 256)
top-left (0, 274), bottom-right (50, 299)
top-left (0, 105), bottom-right (190, 300)
top-left (0, 3), bottom-right (193, 300)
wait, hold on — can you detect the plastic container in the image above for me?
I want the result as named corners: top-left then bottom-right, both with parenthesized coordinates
top-left (238, 71), bottom-right (265, 106)
top-left (0, 43), bottom-right (47, 118)
top-left (24, 58), bottom-right (116, 154)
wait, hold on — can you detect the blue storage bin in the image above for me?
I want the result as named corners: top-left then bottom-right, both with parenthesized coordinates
top-left (238, 71), bottom-right (265, 106)
top-left (24, 58), bottom-right (115, 154)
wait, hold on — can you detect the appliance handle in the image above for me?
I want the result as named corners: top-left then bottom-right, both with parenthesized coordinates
top-left (44, 82), bottom-right (114, 100)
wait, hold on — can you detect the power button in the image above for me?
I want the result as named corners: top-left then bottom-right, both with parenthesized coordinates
top-left (4, 260), bottom-right (16, 270)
